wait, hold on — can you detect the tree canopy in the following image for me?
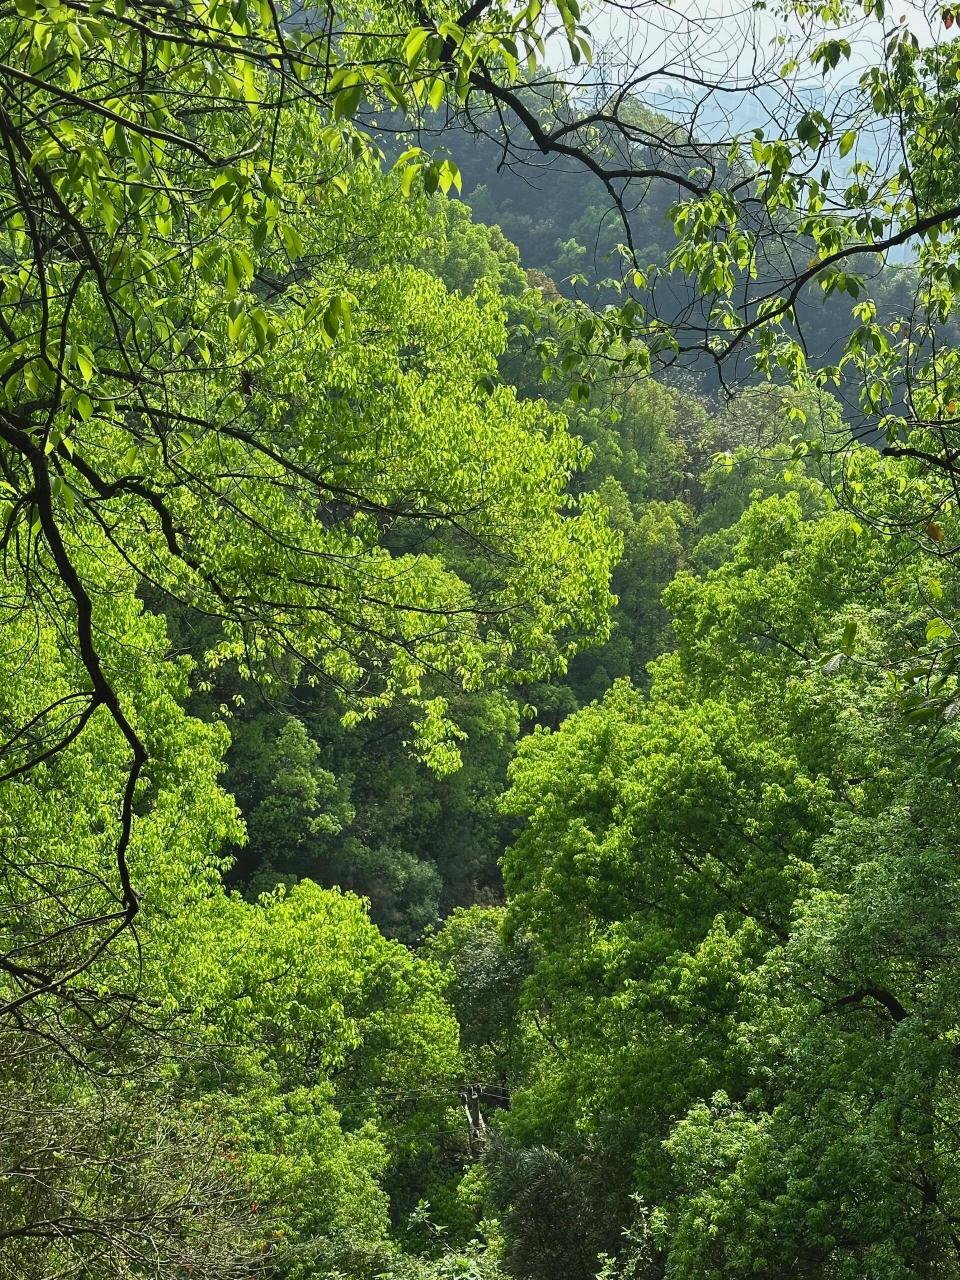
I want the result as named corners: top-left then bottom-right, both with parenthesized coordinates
top-left (7, 1), bottom-right (960, 1277)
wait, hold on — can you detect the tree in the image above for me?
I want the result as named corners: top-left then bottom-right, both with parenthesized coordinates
top-left (163, 879), bottom-right (463, 1277)
top-left (0, 564), bottom-right (465, 1274)
top-left (426, 905), bottom-right (531, 1086)
top-left (0, 1054), bottom-right (263, 1280)
top-left (0, 0), bottom-right (621, 1008)
top-left (496, 452), bottom-right (960, 1276)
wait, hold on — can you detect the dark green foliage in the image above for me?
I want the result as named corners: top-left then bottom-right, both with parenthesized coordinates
top-left (486, 1147), bottom-right (607, 1280)
top-left (427, 906), bottom-right (531, 1085)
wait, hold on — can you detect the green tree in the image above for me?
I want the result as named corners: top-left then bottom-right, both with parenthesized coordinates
top-left (0, 542), bottom-right (466, 1274)
top-left (0, 5), bottom-right (619, 1000)
top-left (496, 455), bottom-right (960, 1276)
top-left (427, 905), bottom-right (531, 1086)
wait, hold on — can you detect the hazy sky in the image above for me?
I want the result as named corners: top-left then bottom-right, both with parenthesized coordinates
top-left (569, 0), bottom-right (951, 131)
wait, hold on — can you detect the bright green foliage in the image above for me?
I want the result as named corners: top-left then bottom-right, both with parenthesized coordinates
top-left (422, 198), bottom-right (530, 302)
top-left (0, 529), bottom-right (240, 1006)
top-left (662, 775), bottom-right (960, 1279)
top-left (196, 198), bottom-right (733, 937)
top-left (12, 2), bottom-right (960, 1276)
top-left (90, 225), bottom-right (617, 747)
top-left (0, 526), bottom-right (464, 1277)
top-left (167, 881), bottom-right (461, 1276)
top-left (498, 454), bottom-right (960, 1277)
top-left (0, 0), bottom-right (619, 1007)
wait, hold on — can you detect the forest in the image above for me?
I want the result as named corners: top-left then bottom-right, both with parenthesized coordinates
top-left (3, 0), bottom-right (960, 1276)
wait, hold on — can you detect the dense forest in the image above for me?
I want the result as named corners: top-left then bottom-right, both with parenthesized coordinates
top-left (4, 1), bottom-right (960, 1277)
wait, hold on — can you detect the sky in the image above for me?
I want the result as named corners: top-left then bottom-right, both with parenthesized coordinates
top-left (562, 0), bottom-right (951, 135)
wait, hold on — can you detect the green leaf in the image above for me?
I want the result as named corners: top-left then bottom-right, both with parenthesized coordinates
top-left (399, 163), bottom-right (420, 197)
top-left (926, 616), bottom-right (953, 644)
top-left (321, 294), bottom-right (352, 342)
top-left (428, 75), bottom-right (445, 112)
top-left (333, 84), bottom-right (363, 121)
top-left (403, 26), bottom-right (430, 66)
top-left (280, 223), bottom-right (304, 259)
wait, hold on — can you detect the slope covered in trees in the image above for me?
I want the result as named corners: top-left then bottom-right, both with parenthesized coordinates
top-left (5, 0), bottom-right (960, 1277)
